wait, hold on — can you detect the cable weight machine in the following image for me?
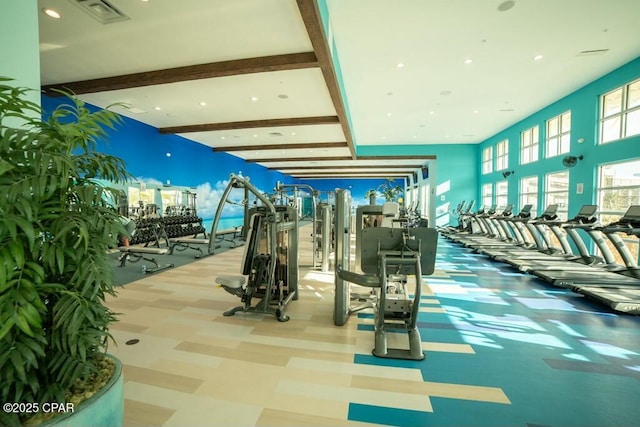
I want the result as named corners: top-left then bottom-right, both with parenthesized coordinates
top-left (215, 174), bottom-right (298, 322)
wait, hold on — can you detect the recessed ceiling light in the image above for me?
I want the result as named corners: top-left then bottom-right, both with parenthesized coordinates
top-left (386, 112), bottom-right (392, 117)
top-left (429, 111), bottom-right (434, 115)
top-left (154, 106), bottom-right (161, 111)
top-left (291, 132), bottom-right (296, 136)
top-left (251, 96), bottom-right (258, 101)
top-left (497, 0), bottom-right (515, 12)
top-left (253, 134), bottom-right (258, 138)
top-left (221, 136), bottom-right (225, 140)
top-left (43, 8), bottom-right (61, 18)
top-left (533, 54), bottom-right (543, 61)
top-left (199, 101), bottom-right (207, 106)
top-left (396, 63), bottom-right (404, 68)
top-left (464, 58), bottom-right (473, 64)
top-left (473, 110), bottom-right (479, 114)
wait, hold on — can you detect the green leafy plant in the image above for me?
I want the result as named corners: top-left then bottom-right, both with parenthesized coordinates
top-left (0, 78), bottom-right (130, 425)
top-left (365, 178), bottom-right (403, 203)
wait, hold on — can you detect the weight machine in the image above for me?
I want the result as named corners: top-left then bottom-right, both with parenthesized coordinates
top-left (275, 182), bottom-right (320, 268)
top-left (215, 174), bottom-right (298, 322)
top-left (334, 189), bottom-right (438, 360)
top-left (317, 202), bottom-right (333, 272)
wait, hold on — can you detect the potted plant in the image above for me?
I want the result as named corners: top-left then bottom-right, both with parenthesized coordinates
top-left (0, 78), bottom-right (129, 426)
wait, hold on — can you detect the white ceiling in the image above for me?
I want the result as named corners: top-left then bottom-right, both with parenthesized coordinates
top-left (36, 0), bottom-right (640, 179)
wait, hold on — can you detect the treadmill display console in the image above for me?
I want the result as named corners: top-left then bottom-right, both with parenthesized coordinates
top-left (577, 205), bottom-right (597, 217)
top-left (621, 205), bottom-right (640, 222)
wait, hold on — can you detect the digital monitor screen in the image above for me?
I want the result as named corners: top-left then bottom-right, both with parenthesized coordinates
top-left (464, 200), bottom-right (475, 213)
top-left (503, 204), bottom-right (513, 214)
top-left (520, 204), bottom-right (532, 214)
top-left (623, 205), bottom-right (640, 219)
top-left (577, 205), bottom-right (597, 217)
top-left (543, 204), bottom-right (558, 215)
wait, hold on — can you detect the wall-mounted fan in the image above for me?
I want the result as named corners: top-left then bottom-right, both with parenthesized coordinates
top-left (562, 155), bottom-right (583, 168)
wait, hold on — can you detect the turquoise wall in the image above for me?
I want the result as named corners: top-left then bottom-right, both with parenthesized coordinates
top-left (0, 0), bottom-right (40, 106)
top-left (356, 144), bottom-right (480, 221)
top-left (478, 56), bottom-right (640, 217)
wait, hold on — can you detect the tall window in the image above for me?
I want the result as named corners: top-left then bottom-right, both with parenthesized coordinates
top-left (482, 146), bottom-right (493, 174)
top-left (520, 176), bottom-right (538, 216)
top-left (546, 111), bottom-right (571, 158)
top-left (495, 180), bottom-right (509, 209)
top-left (496, 139), bottom-right (509, 171)
top-left (596, 159), bottom-right (640, 263)
top-left (520, 126), bottom-right (539, 164)
top-left (482, 183), bottom-right (493, 210)
top-left (544, 171), bottom-right (569, 220)
top-left (600, 78), bottom-right (640, 144)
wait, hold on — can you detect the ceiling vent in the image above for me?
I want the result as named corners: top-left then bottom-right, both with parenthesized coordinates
top-left (577, 49), bottom-right (609, 57)
top-left (269, 132), bottom-right (284, 137)
top-left (70, 0), bottom-right (130, 24)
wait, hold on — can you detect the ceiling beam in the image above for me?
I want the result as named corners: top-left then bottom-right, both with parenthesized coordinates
top-left (356, 155), bottom-right (437, 160)
top-left (292, 173), bottom-right (410, 178)
top-left (248, 155), bottom-right (352, 163)
top-left (160, 115), bottom-right (339, 134)
top-left (42, 52), bottom-right (318, 95)
top-left (272, 164), bottom-right (423, 170)
top-left (213, 142), bottom-right (347, 152)
top-left (296, 0), bottom-right (356, 160)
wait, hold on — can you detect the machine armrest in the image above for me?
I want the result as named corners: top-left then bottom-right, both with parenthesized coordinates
top-left (336, 265), bottom-right (381, 287)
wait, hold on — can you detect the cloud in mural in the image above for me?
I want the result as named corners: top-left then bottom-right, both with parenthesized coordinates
top-left (135, 177), bottom-right (164, 187)
top-left (195, 179), bottom-right (258, 220)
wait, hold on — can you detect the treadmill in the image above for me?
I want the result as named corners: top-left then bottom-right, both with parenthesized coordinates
top-left (573, 205), bottom-right (640, 314)
top-left (528, 206), bottom-right (640, 288)
top-left (498, 205), bottom-right (601, 270)
top-left (476, 204), bottom-right (534, 258)
top-left (490, 204), bottom-right (567, 267)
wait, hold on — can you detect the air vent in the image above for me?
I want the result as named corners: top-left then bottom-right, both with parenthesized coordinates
top-left (269, 132), bottom-right (284, 137)
top-left (70, 0), bottom-right (130, 24)
top-left (577, 49), bottom-right (609, 57)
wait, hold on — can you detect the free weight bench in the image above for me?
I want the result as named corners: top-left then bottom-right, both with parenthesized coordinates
top-left (118, 246), bottom-right (174, 274)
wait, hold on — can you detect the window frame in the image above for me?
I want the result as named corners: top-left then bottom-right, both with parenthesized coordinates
top-left (595, 159), bottom-right (640, 264)
top-left (520, 125), bottom-right (539, 165)
top-left (482, 146), bottom-right (493, 175)
top-left (545, 111), bottom-right (571, 158)
top-left (544, 170), bottom-right (569, 220)
top-left (496, 139), bottom-right (509, 171)
top-left (482, 183), bottom-right (493, 210)
top-left (519, 175), bottom-right (538, 217)
top-left (495, 180), bottom-right (509, 209)
top-left (599, 78), bottom-right (640, 144)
